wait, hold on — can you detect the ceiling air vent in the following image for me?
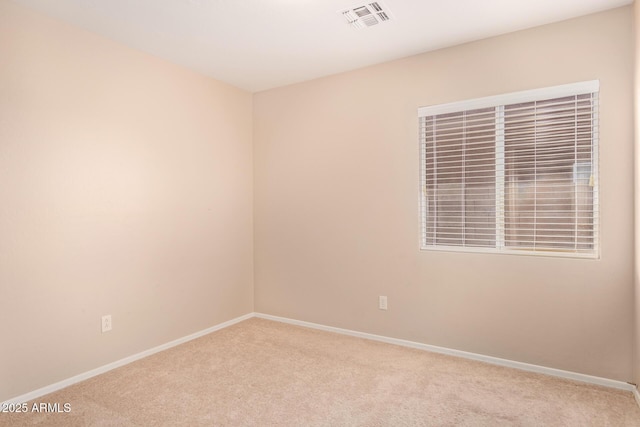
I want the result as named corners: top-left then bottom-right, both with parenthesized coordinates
top-left (341, 2), bottom-right (392, 29)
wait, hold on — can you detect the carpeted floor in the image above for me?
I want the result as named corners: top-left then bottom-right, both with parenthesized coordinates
top-left (2, 318), bottom-right (640, 426)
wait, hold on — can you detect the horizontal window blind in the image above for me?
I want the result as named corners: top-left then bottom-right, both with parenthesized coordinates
top-left (419, 81), bottom-right (599, 258)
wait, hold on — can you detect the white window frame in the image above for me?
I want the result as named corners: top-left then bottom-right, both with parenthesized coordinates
top-left (419, 80), bottom-right (599, 259)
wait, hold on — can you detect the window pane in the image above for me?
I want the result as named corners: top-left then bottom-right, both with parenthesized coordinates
top-left (424, 108), bottom-right (496, 248)
top-left (503, 95), bottom-right (595, 251)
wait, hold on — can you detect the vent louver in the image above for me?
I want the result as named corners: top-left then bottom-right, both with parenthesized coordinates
top-left (341, 2), bottom-right (392, 29)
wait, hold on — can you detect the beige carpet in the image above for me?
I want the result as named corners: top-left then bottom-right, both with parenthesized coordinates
top-left (2, 318), bottom-right (640, 426)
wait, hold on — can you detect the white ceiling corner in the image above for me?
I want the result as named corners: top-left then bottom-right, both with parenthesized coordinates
top-left (9, 0), bottom-right (633, 92)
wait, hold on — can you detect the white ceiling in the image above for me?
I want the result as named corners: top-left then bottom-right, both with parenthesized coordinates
top-left (11, 0), bottom-right (632, 92)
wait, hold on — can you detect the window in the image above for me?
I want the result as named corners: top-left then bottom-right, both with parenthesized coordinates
top-left (419, 81), bottom-right (599, 258)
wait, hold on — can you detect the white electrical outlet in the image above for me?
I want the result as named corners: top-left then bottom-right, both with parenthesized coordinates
top-left (379, 296), bottom-right (388, 310)
top-left (101, 315), bottom-right (112, 333)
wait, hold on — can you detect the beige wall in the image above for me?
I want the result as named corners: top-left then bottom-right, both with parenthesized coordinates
top-left (254, 6), bottom-right (635, 381)
top-left (0, 1), bottom-right (253, 401)
top-left (634, 0), bottom-right (640, 391)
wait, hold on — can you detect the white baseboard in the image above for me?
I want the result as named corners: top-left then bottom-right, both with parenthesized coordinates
top-left (5, 311), bottom-right (635, 406)
top-left (2, 313), bottom-right (254, 405)
top-left (254, 312), bottom-right (635, 393)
